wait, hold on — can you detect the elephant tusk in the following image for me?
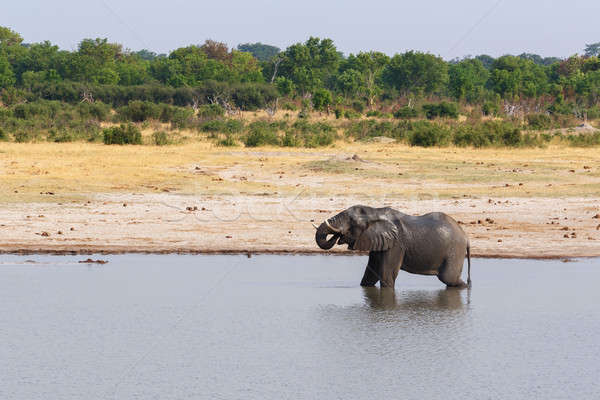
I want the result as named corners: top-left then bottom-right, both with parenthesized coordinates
top-left (325, 219), bottom-right (341, 233)
top-left (312, 223), bottom-right (319, 230)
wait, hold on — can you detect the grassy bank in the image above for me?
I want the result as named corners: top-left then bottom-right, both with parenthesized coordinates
top-left (1, 141), bottom-right (599, 204)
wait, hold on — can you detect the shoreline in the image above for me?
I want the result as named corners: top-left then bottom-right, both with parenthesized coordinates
top-left (0, 247), bottom-right (596, 260)
top-left (1, 194), bottom-right (599, 260)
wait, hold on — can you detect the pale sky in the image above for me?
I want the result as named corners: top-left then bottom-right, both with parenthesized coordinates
top-left (2, 0), bottom-right (599, 59)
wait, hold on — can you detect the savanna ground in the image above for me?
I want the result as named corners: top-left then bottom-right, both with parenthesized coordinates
top-left (1, 124), bottom-right (600, 258)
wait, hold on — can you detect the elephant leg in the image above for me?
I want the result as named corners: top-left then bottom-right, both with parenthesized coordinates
top-left (379, 247), bottom-right (404, 288)
top-left (360, 251), bottom-right (382, 287)
top-left (437, 252), bottom-right (467, 288)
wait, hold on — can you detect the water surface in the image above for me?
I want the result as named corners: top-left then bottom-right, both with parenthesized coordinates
top-left (1, 255), bottom-right (598, 399)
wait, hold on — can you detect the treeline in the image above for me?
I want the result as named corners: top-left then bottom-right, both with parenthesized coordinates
top-left (1, 26), bottom-right (600, 115)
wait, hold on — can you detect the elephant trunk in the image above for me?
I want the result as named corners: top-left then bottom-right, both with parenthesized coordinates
top-left (315, 220), bottom-right (340, 250)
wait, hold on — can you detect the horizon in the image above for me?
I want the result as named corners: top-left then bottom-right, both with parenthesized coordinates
top-left (3, 0), bottom-right (599, 59)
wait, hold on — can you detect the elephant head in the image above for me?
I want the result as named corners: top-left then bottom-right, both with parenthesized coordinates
top-left (315, 205), bottom-right (401, 251)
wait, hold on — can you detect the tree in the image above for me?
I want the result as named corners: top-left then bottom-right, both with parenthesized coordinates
top-left (237, 43), bottom-right (280, 61)
top-left (342, 51), bottom-right (389, 106)
top-left (584, 42), bottom-right (600, 57)
top-left (0, 54), bottom-right (15, 88)
top-left (448, 58), bottom-right (489, 102)
top-left (489, 55), bottom-right (549, 98)
top-left (335, 68), bottom-right (362, 98)
top-left (275, 76), bottom-right (294, 96)
top-left (278, 37), bottom-right (340, 95)
top-left (474, 54), bottom-right (495, 69)
top-left (312, 88), bottom-right (332, 112)
top-left (383, 51), bottom-right (448, 96)
top-left (201, 40), bottom-right (231, 63)
top-left (0, 26), bottom-right (23, 47)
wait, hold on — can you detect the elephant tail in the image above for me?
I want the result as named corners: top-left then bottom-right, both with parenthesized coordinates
top-left (466, 242), bottom-right (471, 287)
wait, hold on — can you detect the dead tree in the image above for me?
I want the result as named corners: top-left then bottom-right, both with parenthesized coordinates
top-left (80, 89), bottom-right (94, 103)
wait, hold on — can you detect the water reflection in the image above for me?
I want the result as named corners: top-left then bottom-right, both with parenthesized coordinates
top-left (362, 287), bottom-right (467, 311)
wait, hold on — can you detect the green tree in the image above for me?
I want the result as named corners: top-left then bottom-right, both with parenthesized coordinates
top-left (343, 51), bottom-right (389, 106)
top-left (0, 54), bottom-right (15, 88)
top-left (490, 55), bottom-right (549, 98)
top-left (335, 68), bottom-right (362, 98)
top-left (237, 43), bottom-right (280, 61)
top-left (383, 51), bottom-right (448, 96)
top-left (278, 37), bottom-right (340, 95)
top-left (448, 58), bottom-right (489, 102)
top-left (312, 88), bottom-right (332, 112)
top-left (0, 26), bottom-right (23, 47)
top-left (275, 76), bottom-right (295, 96)
top-left (584, 42), bottom-right (600, 57)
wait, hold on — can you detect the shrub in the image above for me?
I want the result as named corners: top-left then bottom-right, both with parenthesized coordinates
top-left (394, 107), bottom-right (419, 119)
top-left (351, 100), bottom-right (365, 113)
top-left (77, 101), bottom-right (111, 121)
top-left (482, 101), bottom-right (499, 116)
top-left (117, 100), bottom-right (160, 122)
top-left (312, 88), bottom-right (332, 112)
top-left (198, 104), bottom-right (225, 119)
top-left (103, 124), bottom-right (142, 145)
top-left (334, 108), bottom-right (343, 119)
top-left (366, 110), bottom-right (382, 118)
top-left (48, 129), bottom-right (74, 143)
top-left (567, 132), bottom-right (600, 146)
top-left (218, 134), bottom-right (238, 147)
top-left (0, 127), bottom-right (6, 141)
top-left (422, 102), bottom-right (459, 119)
top-left (152, 131), bottom-right (170, 145)
top-left (344, 110), bottom-right (361, 119)
top-left (408, 121), bottom-right (451, 147)
top-left (282, 102), bottom-right (297, 111)
top-left (344, 120), bottom-right (404, 140)
top-left (244, 121), bottom-right (280, 147)
top-left (526, 113), bottom-right (553, 130)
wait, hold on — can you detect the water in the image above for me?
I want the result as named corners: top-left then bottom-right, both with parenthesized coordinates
top-left (1, 255), bottom-right (599, 400)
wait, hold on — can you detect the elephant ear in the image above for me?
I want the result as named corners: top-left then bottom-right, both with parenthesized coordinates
top-left (354, 219), bottom-right (400, 252)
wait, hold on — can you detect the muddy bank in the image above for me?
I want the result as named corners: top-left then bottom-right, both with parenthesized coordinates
top-left (1, 194), bottom-right (599, 258)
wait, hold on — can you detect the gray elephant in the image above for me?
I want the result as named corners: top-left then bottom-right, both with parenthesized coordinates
top-left (315, 205), bottom-right (471, 288)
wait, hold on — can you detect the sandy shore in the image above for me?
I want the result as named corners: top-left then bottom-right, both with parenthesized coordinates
top-left (1, 193), bottom-right (599, 258)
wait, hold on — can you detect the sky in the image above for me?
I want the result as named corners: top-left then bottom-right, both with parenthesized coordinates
top-left (2, 0), bottom-right (600, 59)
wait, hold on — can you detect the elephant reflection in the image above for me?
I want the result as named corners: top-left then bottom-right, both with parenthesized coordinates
top-left (362, 287), bottom-right (467, 311)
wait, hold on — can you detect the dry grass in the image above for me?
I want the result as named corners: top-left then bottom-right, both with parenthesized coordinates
top-left (1, 141), bottom-right (599, 204)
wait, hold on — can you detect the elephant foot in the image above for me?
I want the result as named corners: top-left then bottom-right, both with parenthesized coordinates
top-left (445, 280), bottom-right (469, 289)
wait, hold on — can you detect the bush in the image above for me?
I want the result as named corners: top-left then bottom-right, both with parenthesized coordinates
top-left (0, 127), bottom-right (6, 141)
top-left (366, 110), bottom-right (382, 118)
top-left (152, 131), bottom-right (170, 145)
top-left (77, 101), bottom-right (111, 121)
top-left (408, 121), bottom-right (451, 147)
top-left (198, 104), bottom-right (225, 119)
top-left (103, 124), bottom-right (142, 145)
top-left (526, 113), bottom-right (553, 130)
top-left (344, 110), bottom-right (361, 119)
top-left (482, 101), bottom-right (499, 116)
top-left (282, 102), bottom-right (297, 111)
top-left (567, 132), bottom-right (600, 146)
top-left (422, 102), bottom-right (459, 119)
top-left (282, 120), bottom-right (336, 147)
top-left (351, 100), bottom-right (365, 113)
top-left (218, 134), bottom-right (238, 147)
top-left (452, 121), bottom-right (527, 147)
top-left (117, 100), bottom-right (160, 122)
top-left (344, 120), bottom-right (404, 140)
top-left (244, 121), bottom-right (280, 147)
top-left (394, 106), bottom-right (419, 119)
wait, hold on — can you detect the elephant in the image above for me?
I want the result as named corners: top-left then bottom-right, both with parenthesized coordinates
top-left (315, 205), bottom-right (471, 288)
